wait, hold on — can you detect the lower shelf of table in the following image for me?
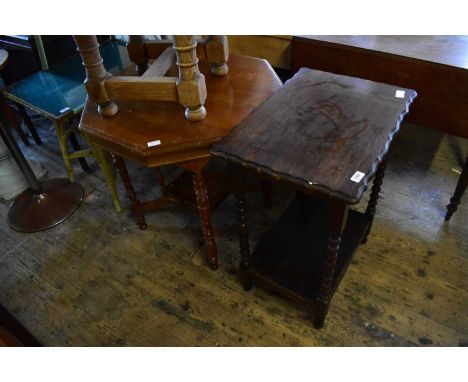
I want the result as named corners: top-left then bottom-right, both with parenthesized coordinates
top-left (248, 193), bottom-right (370, 304)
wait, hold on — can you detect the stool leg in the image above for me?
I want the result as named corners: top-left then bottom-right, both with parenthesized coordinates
top-left (15, 103), bottom-right (42, 145)
top-left (316, 201), bottom-right (348, 328)
top-left (235, 192), bottom-right (252, 290)
top-left (362, 160), bottom-right (387, 244)
top-left (113, 154), bottom-right (146, 229)
top-left (445, 157), bottom-right (468, 221)
top-left (192, 170), bottom-right (218, 269)
top-left (54, 119), bottom-right (75, 182)
top-left (87, 143), bottom-right (121, 212)
top-left (69, 131), bottom-right (92, 174)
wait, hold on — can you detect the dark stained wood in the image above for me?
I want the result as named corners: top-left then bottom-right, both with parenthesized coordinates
top-left (213, 68), bottom-right (416, 204)
top-left (213, 67), bottom-right (417, 328)
top-left (192, 170), bottom-right (218, 270)
top-left (445, 157), bottom-right (468, 221)
top-left (291, 35), bottom-right (468, 139)
top-left (113, 154), bottom-right (148, 229)
top-left (362, 160), bottom-right (387, 244)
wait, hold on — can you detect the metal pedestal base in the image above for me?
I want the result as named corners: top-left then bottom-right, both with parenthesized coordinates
top-left (7, 178), bottom-right (84, 232)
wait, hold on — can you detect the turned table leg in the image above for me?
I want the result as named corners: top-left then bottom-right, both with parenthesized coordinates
top-left (192, 170), bottom-right (218, 269)
top-left (316, 201), bottom-right (349, 329)
top-left (445, 156), bottom-right (468, 221)
top-left (235, 192), bottom-right (253, 290)
top-left (113, 154), bottom-right (147, 229)
top-left (127, 35), bottom-right (149, 76)
top-left (362, 159), bottom-right (387, 244)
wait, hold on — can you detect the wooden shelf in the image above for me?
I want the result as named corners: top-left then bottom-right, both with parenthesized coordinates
top-left (248, 193), bottom-right (369, 304)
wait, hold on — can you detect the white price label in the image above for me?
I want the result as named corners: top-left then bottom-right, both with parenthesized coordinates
top-left (350, 171), bottom-right (365, 183)
top-left (395, 90), bottom-right (405, 98)
top-left (147, 140), bottom-right (161, 147)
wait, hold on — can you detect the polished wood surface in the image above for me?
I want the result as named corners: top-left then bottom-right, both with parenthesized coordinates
top-left (291, 35), bottom-right (468, 138)
top-left (80, 55), bottom-right (282, 167)
top-left (213, 67), bottom-right (416, 204)
top-left (296, 35), bottom-right (468, 69)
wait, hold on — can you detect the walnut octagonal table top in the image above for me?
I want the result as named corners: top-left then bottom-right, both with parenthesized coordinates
top-left (79, 55), bottom-right (282, 168)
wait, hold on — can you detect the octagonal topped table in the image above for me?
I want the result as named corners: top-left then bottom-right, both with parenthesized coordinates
top-left (79, 54), bottom-right (282, 269)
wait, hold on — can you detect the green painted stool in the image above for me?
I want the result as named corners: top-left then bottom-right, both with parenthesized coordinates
top-left (2, 40), bottom-right (131, 212)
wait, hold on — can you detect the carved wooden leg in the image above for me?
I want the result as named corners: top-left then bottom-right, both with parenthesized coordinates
top-left (316, 201), bottom-right (348, 328)
top-left (362, 160), bottom-right (387, 244)
top-left (15, 103), bottom-right (42, 145)
top-left (445, 157), bottom-right (468, 221)
top-left (155, 167), bottom-right (167, 196)
top-left (192, 170), bottom-right (218, 269)
top-left (113, 154), bottom-right (147, 229)
top-left (73, 35), bottom-right (117, 117)
top-left (205, 35), bottom-right (229, 76)
top-left (261, 179), bottom-right (273, 208)
top-left (127, 35), bottom-right (149, 76)
top-left (87, 143), bottom-right (121, 212)
top-left (173, 36), bottom-right (207, 121)
top-left (235, 192), bottom-right (253, 290)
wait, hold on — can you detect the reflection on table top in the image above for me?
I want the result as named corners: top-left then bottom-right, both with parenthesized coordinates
top-left (3, 40), bottom-right (131, 120)
top-left (295, 35), bottom-right (468, 70)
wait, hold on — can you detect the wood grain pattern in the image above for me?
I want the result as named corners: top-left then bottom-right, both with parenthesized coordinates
top-left (79, 55), bottom-right (282, 168)
top-left (142, 48), bottom-right (175, 78)
top-left (105, 76), bottom-right (178, 101)
top-left (291, 36), bottom-right (468, 138)
top-left (212, 68), bottom-right (416, 204)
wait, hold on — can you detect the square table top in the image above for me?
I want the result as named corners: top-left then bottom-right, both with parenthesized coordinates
top-left (3, 40), bottom-right (131, 121)
top-left (212, 67), bottom-right (417, 204)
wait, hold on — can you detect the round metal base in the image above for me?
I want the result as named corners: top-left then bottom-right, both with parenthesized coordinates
top-left (7, 178), bottom-right (84, 233)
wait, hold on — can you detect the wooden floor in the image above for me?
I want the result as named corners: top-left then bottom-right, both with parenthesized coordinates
top-left (0, 117), bottom-right (467, 346)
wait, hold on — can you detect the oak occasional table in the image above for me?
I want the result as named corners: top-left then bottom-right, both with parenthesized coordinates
top-left (212, 68), bottom-right (416, 328)
top-left (79, 55), bottom-right (282, 269)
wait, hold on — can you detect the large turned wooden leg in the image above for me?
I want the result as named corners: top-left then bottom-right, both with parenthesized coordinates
top-left (127, 35), bottom-right (149, 76)
top-left (316, 201), bottom-right (349, 329)
top-left (205, 35), bottom-right (229, 76)
top-left (113, 154), bottom-right (147, 229)
top-left (73, 35), bottom-right (117, 117)
top-left (192, 170), bottom-right (218, 269)
top-left (445, 157), bottom-right (468, 221)
top-left (362, 159), bottom-right (387, 244)
top-left (235, 192), bottom-right (253, 291)
top-left (173, 36), bottom-right (207, 121)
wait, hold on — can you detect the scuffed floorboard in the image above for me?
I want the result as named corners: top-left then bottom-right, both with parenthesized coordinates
top-left (0, 119), bottom-right (466, 346)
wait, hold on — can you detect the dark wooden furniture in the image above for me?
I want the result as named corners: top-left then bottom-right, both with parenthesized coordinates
top-left (79, 54), bottom-right (282, 269)
top-left (445, 157), bottom-right (468, 221)
top-left (291, 35), bottom-right (468, 223)
top-left (212, 68), bottom-right (416, 328)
